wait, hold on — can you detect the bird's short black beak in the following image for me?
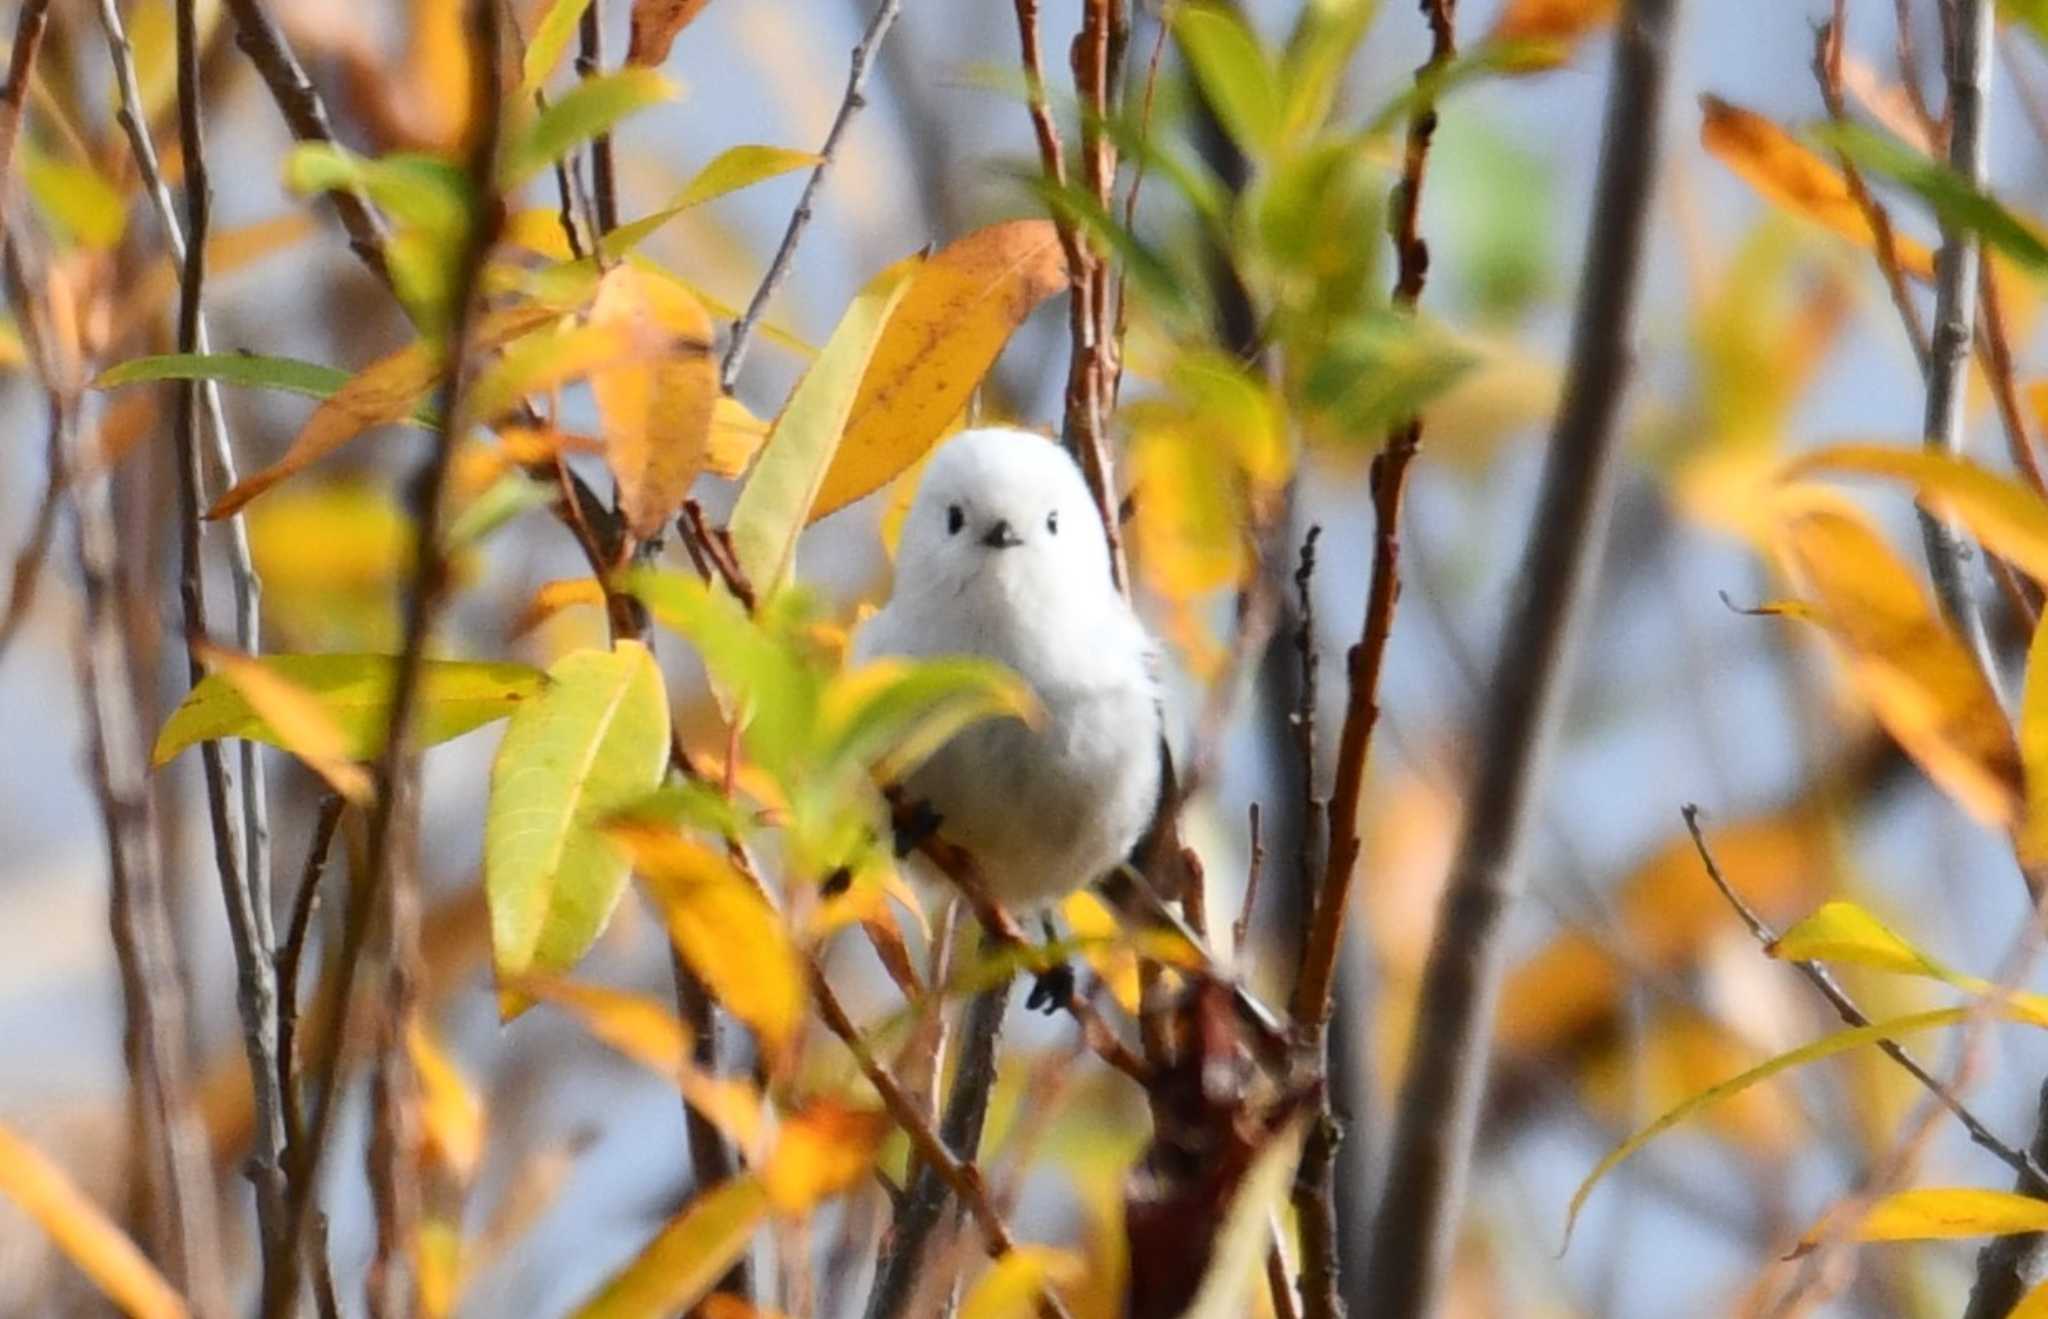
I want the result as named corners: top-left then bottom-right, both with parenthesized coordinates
top-left (980, 519), bottom-right (1024, 550)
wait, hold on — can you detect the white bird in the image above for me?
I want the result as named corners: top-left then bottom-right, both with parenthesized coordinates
top-left (853, 426), bottom-right (1163, 909)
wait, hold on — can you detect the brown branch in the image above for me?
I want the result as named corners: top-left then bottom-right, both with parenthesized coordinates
top-left (268, 7), bottom-right (505, 1311)
top-left (278, 794), bottom-right (345, 1156)
top-left (1360, 0), bottom-right (1682, 1313)
top-left (1290, 0), bottom-right (1458, 1307)
top-left (1978, 264), bottom-right (2048, 501)
top-left (1683, 806), bottom-right (2048, 1192)
top-left (0, 0), bottom-right (46, 192)
top-left (1963, 1079), bottom-right (2048, 1319)
top-left (220, 0), bottom-right (394, 285)
top-left (1235, 803), bottom-right (1264, 963)
top-left (719, 0), bottom-right (901, 393)
top-left (0, 421), bottom-right (60, 664)
top-left (576, 0), bottom-right (620, 237)
top-left (171, 0), bottom-right (292, 1278)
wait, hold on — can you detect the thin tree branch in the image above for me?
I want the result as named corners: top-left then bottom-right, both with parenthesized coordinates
top-left (719, 0), bottom-right (901, 393)
top-left (0, 420), bottom-right (62, 664)
top-left (278, 794), bottom-right (345, 1156)
top-left (576, 0), bottom-right (620, 237)
top-left (268, 6), bottom-right (504, 1310)
top-left (1917, 0), bottom-right (2001, 694)
top-left (1963, 1079), bottom-right (2048, 1319)
top-left (220, 0), bottom-right (394, 285)
top-left (168, 0), bottom-right (290, 1279)
top-left (1359, 1), bottom-right (1682, 1313)
top-left (1290, 3), bottom-right (1457, 1310)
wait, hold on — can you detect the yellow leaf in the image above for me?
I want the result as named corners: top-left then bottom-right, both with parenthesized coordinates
top-left (2024, 612), bottom-right (2048, 867)
top-left (0, 1120), bottom-right (188, 1319)
top-left (465, 319), bottom-right (641, 427)
top-left (1785, 443), bottom-right (2048, 588)
top-left (1567, 1008), bottom-right (1995, 1248)
top-left (570, 1175), bottom-right (768, 1319)
top-left (729, 257), bottom-right (919, 592)
top-left (761, 1101), bottom-right (887, 1216)
top-left (960, 1247), bottom-right (1085, 1319)
top-left (418, 1218), bottom-right (463, 1319)
top-left (515, 578), bottom-right (609, 637)
top-left (589, 266), bottom-right (718, 539)
top-left (518, 975), bottom-right (768, 1154)
top-left (809, 220), bottom-right (1070, 521)
top-left (1770, 899), bottom-right (2048, 1024)
top-left (404, 0), bottom-right (475, 151)
top-left (407, 1018), bottom-right (485, 1180)
top-left (1062, 891), bottom-right (1141, 1015)
top-left (1796, 1188), bottom-right (2048, 1251)
top-left (671, 146), bottom-right (820, 212)
top-left (1775, 497), bottom-right (2021, 826)
top-left (708, 395), bottom-right (771, 478)
top-left (1700, 94), bottom-right (1935, 281)
top-left (189, 642), bottom-right (374, 802)
top-left (609, 825), bottom-right (807, 1056)
top-left (2017, 1277), bottom-right (2048, 1319)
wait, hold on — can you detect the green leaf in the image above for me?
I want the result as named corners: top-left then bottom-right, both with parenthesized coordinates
top-left (672, 144), bottom-right (820, 210)
top-left (622, 569), bottom-right (817, 775)
top-left (1566, 1007), bottom-right (1985, 1249)
top-left (287, 146), bottom-right (481, 332)
top-left (520, 0), bottom-right (595, 96)
top-left (1278, 0), bottom-right (1381, 147)
top-left (153, 655), bottom-right (545, 766)
top-left (1175, 3), bottom-right (1283, 159)
top-left (1300, 310), bottom-right (1475, 438)
top-left (726, 257), bottom-right (918, 593)
top-left (501, 67), bottom-right (678, 189)
top-left (447, 471), bottom-right (554, 547)
top-left (569, 1175), bottom-right (767, 1319)
top-left (1016, 172), bottom-right (1201, 326)
top-left (1818, 122), bottom-right (2048, 275)
top-left (821, 657), bottom-right (1040, 783)
top-left (485, 641), bottom-right (671, 1009)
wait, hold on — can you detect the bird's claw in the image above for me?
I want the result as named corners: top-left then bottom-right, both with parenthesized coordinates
top-left (1025, 962), bottom-right (1075, 1015)
top-left (892, 799), bottom-right (943, 858)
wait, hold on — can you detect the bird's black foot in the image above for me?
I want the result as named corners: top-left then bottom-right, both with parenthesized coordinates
top-left (1025, 962), bottom-right (1075, 1015)
top-left (892, 799), bottom-right (943, 858)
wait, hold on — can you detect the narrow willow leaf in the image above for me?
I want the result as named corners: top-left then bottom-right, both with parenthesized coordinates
top-left (407, 1019), bottom-right (485, 1180)
top-left (571, 1175), bottom-right (766, 1319)
top-left (609, 823), bottom-right (806, 1055)
top-left (960, 1247), bottom-right (1085, 1319)
top-left (671, 145), bottom-right (819, 210)
top-left (1770, 899), bottom-right (2048, 1023)
top-left (501, 68), bottom-right (677, 189)
top-left (0, 1122), bottom-right (187, 1319)
top-left (1175, 3), bottom-right (1283, 158)
top-left (97, 352), bottom-right (442, 427)
top-left (1775, 497), bottom-right (2022, 826)
top-left (1819, 120), bottom-right (2048, 274)
top-left (485, 642), bottom-right (670, 1010)
top-left (1785, 444), bottom-right (2048, 587)
top-left (588, 266), bottom-right (718, 539)
top-left (520, 0), bottom-right (595, 95)
top-left (464, 319), bottom-right (640, 425)
top-left (1702, 97), bottom-right (1936, 280)
top-left (727, 257), bottom-right (919, 592)
top-left (190, 643), bottom-right (374, 802)
top-left (819, 656), bottom-right (1040, 783)
top-left (1794, 1187), bottom-right (2048, 1253)
top-left (154, 655), bottom-right (545, 766)
top-left (810, 220), bottom-right (1070, 521)
top-left (1565, 1007), bottom-right (1980, 1248)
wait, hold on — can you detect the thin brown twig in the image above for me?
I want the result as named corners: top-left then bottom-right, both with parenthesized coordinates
top-left (1235, 802), bottom-right (1264, 964)
top-left (1683, 805), bottom-right (2048, 1190)
top-left (0, 422), bottom-right (62, 664)
top-left (576, 0), bottom-right (619, 237)
top-left (0, 0), bottom-right (46, 191)
top-left (1977, 264), bottom-right (2048, 500)
top-left (1361, 0), bottom-right (1681, 1312)
top-left (171, 0), bottom-right (292, 1277)
top-left (719, 0), bottom-right (901, 393)
top-left (268, 7), bottom-right (505, 1310)
top-left (278, 794), bottom-right (345, 1155)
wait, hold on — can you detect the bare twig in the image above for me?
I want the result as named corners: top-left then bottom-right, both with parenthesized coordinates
top-left (576, 0), bottom-right (620, 237)
top-left (0, 422), bottom-right (61, 663)
top-left (1360, 1), bottom-right (1682, 1313)
top-left (1290, 0), bottom-right (1458, 1307)
top-left (1235, 802), bottom-right (1264, 963)
top-left (269, 6), bottom-right (505, 1310)
top-left (220, 0), bottom-right (394, 284)
top-left (0, 0), bottom-right (46, 191)
top-left (1684, 805), bottom-right (2048, 1191)
top-left (168, 0), bottom-right (290, 1276)
top-left (1963, 1079), bottom-right (2048, 1319)
top-left (719, 0), bottom-right (901, 392)
top-left (278, 795), bottom-right (345, 1155)
top-left (1916, 0), bottom-right (2001, 698)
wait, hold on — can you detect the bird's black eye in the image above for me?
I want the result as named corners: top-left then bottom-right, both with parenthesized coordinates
top-left (1045, 509), bottom-right (1059, 536)
top-left (946, 504), bottom-right (965, 536)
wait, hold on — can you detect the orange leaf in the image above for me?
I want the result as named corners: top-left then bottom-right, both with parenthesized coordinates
top-left (189, 642), bottom-right (375, 802)
top-left (0, 1120), bottom-right (188, 1319)
top-left (627, 0), bottom-right (715, 67)
top-left (810, 220), bottom-right (1070, 521)
top-left (1776, 496), bottom-right (2020, 826)
top-left (589, 266), bottom-right (718, 539)
top-left (514, 578), bottom-right (609, 637)
top-left (1489, 0), bottom-right (1619, 65)
top-left (1700, 94), bottom-right (1935, 281)
top-left (407, 1018), bottom-right (485, 1181)
top-left (570, 1175), bottom-right (767, 1319)
top-left (761, 1101), bottom-right (888, 1216)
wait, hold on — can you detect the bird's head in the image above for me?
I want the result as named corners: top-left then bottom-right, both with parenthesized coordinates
top-left (894, 427), bottom-right (1112, 600)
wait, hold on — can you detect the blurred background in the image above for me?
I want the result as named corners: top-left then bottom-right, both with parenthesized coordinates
top-left (4, 0), bottom-right (2047, 1314)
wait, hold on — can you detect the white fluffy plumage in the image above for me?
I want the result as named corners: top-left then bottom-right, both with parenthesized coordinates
top-left (853, 427), bottom-right (1162, 907)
